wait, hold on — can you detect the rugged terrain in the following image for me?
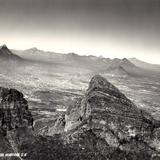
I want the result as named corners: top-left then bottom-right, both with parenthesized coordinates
top-left (0, 87), bottom-right (34, 160)
top-left (0, 76), bottom-right (160, 160)
top-left (0, 45), bottom-right (160, 159)
top-left (63, 75), bottom-right (160, 159)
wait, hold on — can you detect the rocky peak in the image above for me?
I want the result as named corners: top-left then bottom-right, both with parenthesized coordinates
top-left (64, 75), bottom-right (160, 158)
top-left (87, 75), bottom-right (127, 99)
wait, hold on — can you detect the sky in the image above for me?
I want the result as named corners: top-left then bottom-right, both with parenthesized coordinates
top-left (0, 0), bottom-right (160, 64)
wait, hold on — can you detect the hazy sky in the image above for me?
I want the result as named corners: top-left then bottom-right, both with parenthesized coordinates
top-left (0, 0), bottom-right (160, 64)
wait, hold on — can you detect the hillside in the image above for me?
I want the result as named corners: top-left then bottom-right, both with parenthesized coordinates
top-left (130, 58), bottom-right (160, 72)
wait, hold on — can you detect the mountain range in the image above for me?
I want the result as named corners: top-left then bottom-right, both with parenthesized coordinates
top-left (0, 44), bottom-right (160, 90)
top-left (10, 45), bottom-right (160, 78)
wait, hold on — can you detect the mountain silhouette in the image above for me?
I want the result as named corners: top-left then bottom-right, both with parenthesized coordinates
top-left (0, 45), bottom-right (22, 61)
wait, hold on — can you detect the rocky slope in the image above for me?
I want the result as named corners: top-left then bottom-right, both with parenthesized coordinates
top-left (64, 75), bottom-right (160, 159)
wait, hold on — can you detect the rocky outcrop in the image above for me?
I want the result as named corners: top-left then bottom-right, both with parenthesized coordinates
top-left (64, 75), bottom-right (160, 159)
top-left (0, 87), bottom-right (33, 136)
top-left (0, 87), bottom-right (34, 159)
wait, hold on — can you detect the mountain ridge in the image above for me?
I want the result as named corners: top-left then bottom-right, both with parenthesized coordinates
top-left (10, 46), bottom-right (160, 78)
top-left (63, 75), bottom-right (160, 159)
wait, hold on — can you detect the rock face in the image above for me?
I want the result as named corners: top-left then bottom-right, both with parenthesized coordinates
top-left (0, 87), bottom-right (33, 136)
top-left (0, 87), bottom-right (34, 159)
top-left (65, 75), bottom-right (160, 159)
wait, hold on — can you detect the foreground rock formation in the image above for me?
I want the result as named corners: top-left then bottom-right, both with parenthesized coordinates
top-left (64, 75), bottom-right (160, 159)
top-left (0, 76), bottom-right (160, 160)
top-left (0, 87), bottom-right (33, 134)
top-left (0, 87), bottom-right (34, 159)
top-left (21, 75), bottom-right (160, 160)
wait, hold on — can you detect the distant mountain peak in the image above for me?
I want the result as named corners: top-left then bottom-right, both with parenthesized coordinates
top-left (67, 52), bottom-right (78, 56)
top-left (27, 47), bottom-right (39, 51)
top-left (121, 58), bottom-right (134, 65)
top-left (0, 44), bottom-right (9, 50)
top-left (108, 58), bottom-right (135, 70)
top-left (121, 58), bottom-right (129, 62)
top-left (0, 44), bottom-right (22, 61)
top-left (129, 57), bottom-right (160, 71)
top-left (0, 44), bottom-right (12, 55)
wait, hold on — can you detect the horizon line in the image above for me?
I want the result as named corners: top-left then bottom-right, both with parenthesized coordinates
top-left (1, 44), bottom-right (160, 65)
